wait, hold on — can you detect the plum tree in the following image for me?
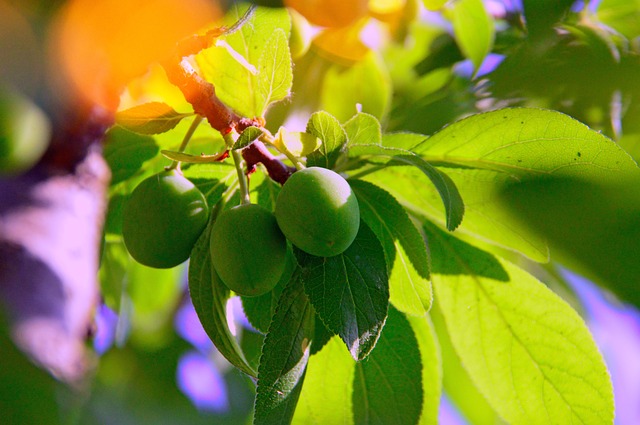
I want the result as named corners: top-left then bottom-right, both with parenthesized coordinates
top-left (275, 167), bottom-right (360, 257)
top-left (210, 203), bottom-right (287, 296)
top-left (122, 169), bottom-right (208, 268)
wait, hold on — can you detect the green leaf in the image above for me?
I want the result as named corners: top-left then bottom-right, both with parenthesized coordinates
top-left (350, 179), bottom-right (431, 316)
top-left (425, 222), bottom-right (614, 425)
top-left (182, 163), bottom-right (237, 207)
top-left (98, 239), bottom-right (129, 311)
top-left (127, 259), bottom-right (183, 338)
top-left (306, 111), bottom-right (348, 169)
top-left (449, 0), bottom-right (494, 71)
top-left (400, 108), bottom-right (640, 262)
top-left (598, 0), bottom-right (640, 38)
top-left (275, 129), bottom-right (321, 157)
top-left (366, 165), bottom-right (549, 262)
top-left (389, 155), bottom-right (464, 231)
top-left (103, 127), bottom-right (159, 185)
top-left (295, 221), bottom-right (389, 361)
top-left (254, 171), bottom-right (281, 212)
top-left (406, 314), bottom-right (442, 425)
top-left (188, 211), bottom-right (257, 377)
top-left (413, 108), bottom-right (640, 182)
top-left (319, 53), bottom-right (392, 122)
top-left (293, 336), bottom-right (355, 424)
top-left (431, 301), bottom-right (500, 425)
top-left (310, 314), bottom-right (334, 355)
top-left (103, 193), bottom-right (127, 235)
top-left (0, 319), bottom-right (62, 425)
top-left (160, 150), bottom-right (228, 164)
top-left (353, 307), bottom-right (423, 425)
top-left (344, 112), bottom-right (382, 147)
top-left (197, 4), bottom-right (291, 118)
top-left (382, 132), bottom-right (427, 150)
top-left (115, 102), bottom-right (192, 135)
top-left (522, 0), bottom-right (575, 36)
top-left (498, 177), bottom-right (640, 309)
top-left (257, 29), bottom-right (293, 114)
top-left (254, 274), bottom-right (314, 425)
top-left (422, 0), bottom-right (448, 11)
top-left (235, 126), bottom-right (264, 150)
top-left (349, 144), bottom-right (465, 231)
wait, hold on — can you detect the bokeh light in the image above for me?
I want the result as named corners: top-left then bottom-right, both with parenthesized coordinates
top-left (177, 350), bottom-right (229, 413)
top-left (48, 0), bottom-right (220, 110)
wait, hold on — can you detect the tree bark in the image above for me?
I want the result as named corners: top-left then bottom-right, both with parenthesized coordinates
top-left (0, 105), bottom-right (112, 384)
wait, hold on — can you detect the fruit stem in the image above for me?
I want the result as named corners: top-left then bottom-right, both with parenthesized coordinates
top-left (167, 115), bottom-right (203, 171)
top-left (224, 132), bottom-right (251, 205)
top-left (259, 132), bottom-right (306, 171)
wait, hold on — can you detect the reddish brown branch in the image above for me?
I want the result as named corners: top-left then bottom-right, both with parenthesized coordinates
top-left (161, 58), bottom-right (238, 134)
top-left (242, 141), bottom-right (295, 185)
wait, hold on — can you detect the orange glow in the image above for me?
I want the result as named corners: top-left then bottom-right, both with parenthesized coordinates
top-left (313, 19), bottom-right (371, 64)
top-left (284, 0), bottom-right (368, 28)
top-left (49, 0), bottom-right (220, 110)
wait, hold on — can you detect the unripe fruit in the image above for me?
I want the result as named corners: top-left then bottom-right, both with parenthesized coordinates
top-left (122, 170), bottom-right (208, 268)
top-left (210, 204), bottom-right (287, 297)
top-left (0, 89), bottom-right (50, 175)
top-left (275, 167), bottom-right (360, 257)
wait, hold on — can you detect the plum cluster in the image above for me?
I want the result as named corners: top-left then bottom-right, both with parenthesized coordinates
top-left (122, 167), bottom-right (360, 296)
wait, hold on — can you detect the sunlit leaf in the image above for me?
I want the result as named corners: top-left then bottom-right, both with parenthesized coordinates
top-left (349, 144), bottom-right (465, 231)
top-left (234, 126), bottom-right (263, 150)
top-left (115, 102), bottom-right (192, 135)
top-left (257, 29), bottom-right (293, 114)
top-left (160, 150), bottom-right (228, 163)
top-left (344, 112), bottom-right (382, 147)
top-left (350, 179), bottom-right (431, 316)
top-left (430, 301), bottom-right (500, 425)
top-left (426, 222), bottom-right (614, 425)
top-left (422, 0), bottom-right (448, 11)
top-left (407, 314), bottom-right (442, 425)
top-left (293, 336), bottom-right (355, 424)
top-left (306, 111), bottom-right (348, 169)
top-left (197, 4), bottom-right (291, 118)
top-left (391, 108), bottom-right (640, 261)
top-left (449, 0), bottom-right (494, 71)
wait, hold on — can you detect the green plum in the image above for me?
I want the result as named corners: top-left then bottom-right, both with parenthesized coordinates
top-left (210, 203), bottom-right (287, 297)
top-left (122, 169), bottom-right (208, 268)
top-left (275, 167), bottom-right (360, 257)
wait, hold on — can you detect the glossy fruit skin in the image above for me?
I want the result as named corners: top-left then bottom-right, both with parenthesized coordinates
top-left (122, 170), bottom-right (208, 268)
top-left (210, 204), bottom-right (287, 297)
top-left (275, 167), bottom-right (360, 257)
top-left (0, 89), bottom-right (51, 175)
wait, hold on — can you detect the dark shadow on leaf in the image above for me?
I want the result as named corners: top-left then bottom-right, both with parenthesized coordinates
top-left (497, 176), bottom-right (640, 308)
top-left (423, 221), bottom-right (509, 282)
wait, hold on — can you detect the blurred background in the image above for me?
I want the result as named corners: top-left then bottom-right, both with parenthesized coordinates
top-left (1, 0), bottom-right (640, 424)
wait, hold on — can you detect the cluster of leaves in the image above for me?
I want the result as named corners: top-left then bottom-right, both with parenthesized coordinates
top-left (97, 2), bottom-right (640, 425)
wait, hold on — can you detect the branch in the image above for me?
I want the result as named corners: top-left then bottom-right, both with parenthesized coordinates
top-left (242, 141), bottom-right (295, 185)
